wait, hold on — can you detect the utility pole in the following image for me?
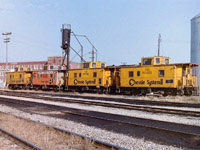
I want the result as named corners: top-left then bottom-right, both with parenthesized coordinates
top-left (2, 32), bottom-right (12, 71)
top-left (158, 33), bottom-right (161, 56)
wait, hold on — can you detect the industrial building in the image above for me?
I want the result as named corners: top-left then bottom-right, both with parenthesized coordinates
top-left (0, 56), bottom-right (81, 87)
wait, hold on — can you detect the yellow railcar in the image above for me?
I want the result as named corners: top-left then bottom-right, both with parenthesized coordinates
top-left (67, 61), bottom-right (119, 93)
top-left (6, 67), bottom-right (32, 89)
top-left (119, 56), bottom-right (198, 96)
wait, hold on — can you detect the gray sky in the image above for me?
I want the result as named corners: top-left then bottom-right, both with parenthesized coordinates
top-left (0, 0), bottom-right (199, 65)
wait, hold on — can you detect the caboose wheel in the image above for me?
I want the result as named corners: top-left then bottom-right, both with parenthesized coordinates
top-left (178, 90), bottom-right (184, 96)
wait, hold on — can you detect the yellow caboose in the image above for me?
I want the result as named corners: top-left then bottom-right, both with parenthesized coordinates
top-left (119, 56), bottom-right (198, 96)
top-left (6, 67), bottom-right (32, 89)
top-left (66, 61), bottom-right (119, 93)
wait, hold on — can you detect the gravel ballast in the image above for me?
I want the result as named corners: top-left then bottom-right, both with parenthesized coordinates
top-left (0, 131), bottom-right (27, 150)
top-left (0, 95), bottom-right (199, 126)
top-left (0, 104), bottom-right (184, 150)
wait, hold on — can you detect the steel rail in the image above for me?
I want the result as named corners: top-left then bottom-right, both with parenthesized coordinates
top-left (36, 95), bottom-right (200, 117)
top-left (0, 127), bottom-right (43, 150)
top-left (0, 111), bottom-right (127, 150)
top-left (1, 91), bottom-right (200, 117)
top-left (1, 89), bottom-right (200, 108)
top-left (0, 97), bottom-right (200, 149)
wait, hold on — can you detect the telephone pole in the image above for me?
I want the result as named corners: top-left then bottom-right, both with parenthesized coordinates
top-left (158, 33), bottom-right (161, 56)
top-left (2, 32), bottom-right (12, 71)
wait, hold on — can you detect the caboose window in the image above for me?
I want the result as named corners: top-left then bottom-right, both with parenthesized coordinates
top-left (158, 70), bottom-right (164, 77)
top-left (182, 67), bottom-right (186, 76)
top-left (137, 71), bottom-right (140, 76)
top-left (99, 78), bottom-right (102, 84)
top-left (83, 63), bottom-right (89, 68)
top-left (93, 72), bottom-right (97, 77)
top-left (187, 69), bottom-right (190, 74)
top-left (192, 67), bottom-right (198, 76)
top-left (92, 63), bottom-right (96, 67)
top-left (74, 73), bottom-right (77, 78)
top-left (156, 58), bottom-right (160, 64)
top-left (129, 71), bottom-right (134, 77)
top-left (44, 66), bottom-right (48, 70)
top-left (143, 59), bottom-right (152, 65)
top-left (101, 63), bottom-right (105, 68)
top-left (166, 80), bottom-right (173, 83)
top-left (79, 73), bottom-right (81, 77)
top-left (165, 59), bottom-right (169, 64)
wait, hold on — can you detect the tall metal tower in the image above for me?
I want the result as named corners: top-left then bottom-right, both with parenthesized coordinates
top-left (61, 24), bottom-right (71, 70)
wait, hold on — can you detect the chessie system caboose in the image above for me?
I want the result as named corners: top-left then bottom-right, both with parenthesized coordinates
top-left (6, 55), bottom-right (198, 96)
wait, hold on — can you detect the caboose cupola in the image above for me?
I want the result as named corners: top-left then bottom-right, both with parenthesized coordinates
top-left (141, 56), bottom-right (171, 66)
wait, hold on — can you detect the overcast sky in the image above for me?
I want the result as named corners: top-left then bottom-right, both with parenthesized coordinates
top-left (0, 0), bottom-right (199, 65)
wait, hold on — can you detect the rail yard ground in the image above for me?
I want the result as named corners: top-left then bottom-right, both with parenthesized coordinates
top-left (2, 88), bottom-right (200, 103)
top-left (0, 89), bottom-right (200, 149)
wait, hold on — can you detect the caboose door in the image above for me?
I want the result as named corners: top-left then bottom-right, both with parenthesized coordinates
top-left (182, 67), bottom-right (186, 87)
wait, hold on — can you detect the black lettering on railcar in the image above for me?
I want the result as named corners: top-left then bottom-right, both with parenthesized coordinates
top-left (85, 79), bottom-right (96, 85)
top-left (74, 79), bottom-right (96, 85)
top-left (147, 79), bottom-right (163, 86)
top-left (142, 68), bottom-right (152, 74)
top-left (74, 79), bottom-right (84, 85)
top-left (83, 71), bottom-right (89, 75)
top-left (129, 79), bottom-right (145, 86)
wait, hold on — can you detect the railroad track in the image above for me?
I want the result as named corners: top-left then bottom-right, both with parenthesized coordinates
top-left (1, 89), bottom-right (200, 108)
top-left (0, 111), bottom-right (126, 150)
top-left (0, 96), bottom-right (200, 149)
top-left (1, 90), bottom-right (200, 117)
top-left (37, 95), bottom-right (200, 117)
top-left (0, 127), bottom-right (43, 150)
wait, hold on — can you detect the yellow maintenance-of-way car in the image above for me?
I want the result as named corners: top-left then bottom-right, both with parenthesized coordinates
top-left (119, 56), bottom-right (198, 96)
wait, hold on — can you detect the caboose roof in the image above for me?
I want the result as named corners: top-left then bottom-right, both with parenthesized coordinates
top-left (118, 63), bottom-right (198, 68)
